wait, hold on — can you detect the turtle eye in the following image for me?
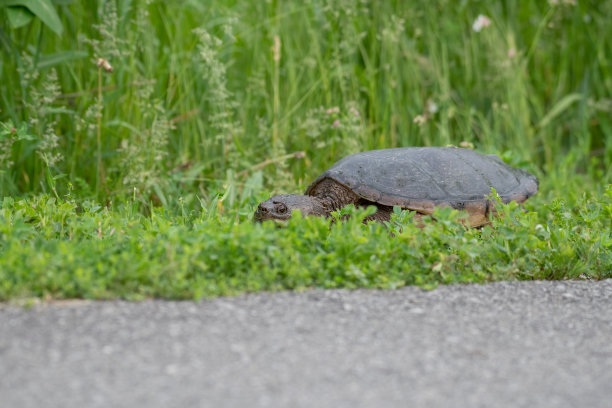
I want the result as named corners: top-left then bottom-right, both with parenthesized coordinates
top-left (277, 203), bottom-right (288, 214)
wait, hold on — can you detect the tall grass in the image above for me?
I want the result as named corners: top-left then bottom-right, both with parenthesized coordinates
top-left (1, 0), bottom-right (611, 211)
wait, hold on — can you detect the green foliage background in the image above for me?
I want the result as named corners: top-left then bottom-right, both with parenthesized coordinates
top-left (0, 0), bottom-right (610, 299)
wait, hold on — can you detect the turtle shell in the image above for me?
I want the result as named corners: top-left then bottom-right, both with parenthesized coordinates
top-left (305, 147), bottom-right (538, 216)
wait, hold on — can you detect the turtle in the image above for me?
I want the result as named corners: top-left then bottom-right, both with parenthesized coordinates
top-left (254, 147), bottom-right (538, 227)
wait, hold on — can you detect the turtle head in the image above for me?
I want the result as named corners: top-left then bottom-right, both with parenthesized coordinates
top-left (254, 194), bottom-right (327, 222)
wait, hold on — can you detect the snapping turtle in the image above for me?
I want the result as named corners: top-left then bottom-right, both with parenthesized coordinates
top-left (254, 147), bottom-right (538, 226)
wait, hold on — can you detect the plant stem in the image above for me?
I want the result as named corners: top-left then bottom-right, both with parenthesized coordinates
top-left (272, 35), bottom-right (281, 153)
top-left (96, 65), bottom-right (105, 196)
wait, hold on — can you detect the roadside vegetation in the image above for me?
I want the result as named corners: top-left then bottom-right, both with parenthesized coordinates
top-left (0, 0), bottom-right (610, 300)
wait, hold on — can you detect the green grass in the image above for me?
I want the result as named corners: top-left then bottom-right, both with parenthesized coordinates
top-left (0, 1), bottom-right (611, 300)
top-left (1, 189), bottom-right (610, 301)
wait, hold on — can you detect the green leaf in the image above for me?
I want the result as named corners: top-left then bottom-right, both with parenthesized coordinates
top-left (0, 0), bottom-right (63, 35)
top-left (6, 6), bottom-right (34, 28)
top-left (36, 50), bottom-right (88, 69)
top-left (537, 93), bottom-right (582, 129)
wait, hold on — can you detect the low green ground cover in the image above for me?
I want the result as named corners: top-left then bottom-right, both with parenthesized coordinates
top-left (1, 1), bottom-right (611, 299)
top-left (1, 187), bottom-right (610, 301)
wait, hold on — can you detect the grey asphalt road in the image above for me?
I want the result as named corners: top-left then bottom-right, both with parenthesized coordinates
top-left (1, 280), bottom-right (611, 408)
